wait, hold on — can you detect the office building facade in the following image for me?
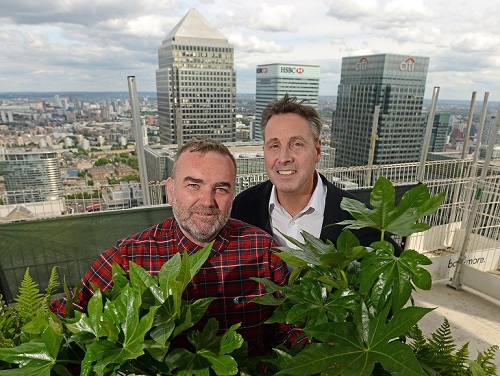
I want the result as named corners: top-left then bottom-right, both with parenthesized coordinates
top-left (254, 63), bottom-right (320, 141)
top-left (332, 54), bottom-right (429, 167)
top-left (2, 150), bottom-right (63, 204)
top-left (429, 113), bottom-right (451, 153)
top-left (156, 8), bottom-right (236, 145)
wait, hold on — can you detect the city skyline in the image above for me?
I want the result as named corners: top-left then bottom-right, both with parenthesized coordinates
top-left (0, 0), bottom-right (498, 101)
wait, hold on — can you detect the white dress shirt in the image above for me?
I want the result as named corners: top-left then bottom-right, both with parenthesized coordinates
top-left (269, 172), bottom-right (327, 248)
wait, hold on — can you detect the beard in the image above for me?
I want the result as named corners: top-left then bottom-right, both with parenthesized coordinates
top-left (171, 195), bottom-right (230, 245)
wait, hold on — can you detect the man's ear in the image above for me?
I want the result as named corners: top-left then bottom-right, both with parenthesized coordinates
top-left (166, 177), bottom-right (173, 204)
top-left (316, 138), bottom-right (322, 163)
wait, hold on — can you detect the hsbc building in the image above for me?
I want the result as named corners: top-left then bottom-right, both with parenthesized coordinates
top-left (254, 63), bottom-right (320, 140)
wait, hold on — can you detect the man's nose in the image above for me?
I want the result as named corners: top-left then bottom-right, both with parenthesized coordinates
top-left (198, 188), bottom-right (216, 206)
top-left (278, 146), bottom-right (293, 163)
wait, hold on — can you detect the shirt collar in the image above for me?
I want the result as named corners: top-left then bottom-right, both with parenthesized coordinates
top-left (269, 171), bottom-right (326, 217)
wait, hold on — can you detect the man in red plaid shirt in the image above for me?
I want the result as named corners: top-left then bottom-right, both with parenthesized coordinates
top-left (50, 138), bottom-right (297, 356)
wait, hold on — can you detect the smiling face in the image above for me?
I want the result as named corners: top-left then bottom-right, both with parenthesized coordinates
top-left (166, 150), bottom-right (236, 246)
top-left (264, 113), bottom-right (321, 201)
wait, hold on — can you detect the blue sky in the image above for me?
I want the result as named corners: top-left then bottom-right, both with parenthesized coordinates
top-left (0, 0), bottom-right (498, 101)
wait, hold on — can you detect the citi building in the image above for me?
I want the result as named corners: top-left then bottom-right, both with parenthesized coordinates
top-left (332, 54), bottom-right (429, 167)
top-left (156, 8), bottom-right (236, 145)
top-left (254, 63), bottom-right (320, 141)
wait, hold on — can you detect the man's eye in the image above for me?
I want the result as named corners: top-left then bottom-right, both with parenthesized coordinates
top-left (215, 187), bottom-right (229, 194)
top-left (187, 184), bottom-right (199, 189)
top-left (291, 142), bottom-right (304, 149)
top-left (268, 143), bottom-right (279, 149)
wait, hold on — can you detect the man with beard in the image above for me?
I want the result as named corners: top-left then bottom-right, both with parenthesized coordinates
top-left (50, 138), bottom-right (295, 356)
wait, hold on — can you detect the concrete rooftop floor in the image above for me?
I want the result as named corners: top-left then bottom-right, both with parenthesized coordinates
top-left (413, 279), bottom-right (500, 369)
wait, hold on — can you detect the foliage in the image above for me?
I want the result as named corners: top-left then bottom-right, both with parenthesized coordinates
top-left (0, 243), bottom-right (245, 375)
top-left (0, 295), bottom-right (20, 349)
top-left (252, 176), bottom-right (496, 375)
top-left (409, 318), bottom-right (498, 376)
top-left (94, 157), bottom-right (112, 166)
top-left (336, 177), bottom-right (446, 239)
top-left (65, 191), bottom-right (101, 199)
top-left (14, 267), bottom-right (59, 321)
top-left (0, 176), bottom-right (497, 375)
top-left (107, 174), bottom-right (140, 185)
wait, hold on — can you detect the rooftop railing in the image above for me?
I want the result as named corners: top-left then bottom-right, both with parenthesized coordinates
top-left (1, 158), bottom-right (499, 302)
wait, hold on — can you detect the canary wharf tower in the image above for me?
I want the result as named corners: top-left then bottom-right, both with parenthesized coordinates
top-left (332, 54), bottom-right (429, 167)
top-left (156, 8), bottom-right (236, 144)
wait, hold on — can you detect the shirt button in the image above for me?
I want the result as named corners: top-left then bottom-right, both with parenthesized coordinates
top-left (202, 270), bottom-right (207, 274)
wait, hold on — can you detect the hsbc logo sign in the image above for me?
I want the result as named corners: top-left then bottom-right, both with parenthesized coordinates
top-left (280, 67), bottom-right (304, 74)
top-left (256, 67), bottom-right (268, 73)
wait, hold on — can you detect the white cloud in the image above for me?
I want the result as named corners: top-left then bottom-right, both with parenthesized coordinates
top-left (248, 3), bottom-right (298, 32)
top-left (325, 0), bottom-right (378, 20)
top-left (0, 0), bottom-right (498, 99)
top-left (229, 33), bottom-right (291, 53)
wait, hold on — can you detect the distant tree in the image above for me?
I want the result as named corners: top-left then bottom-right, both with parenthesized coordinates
top-left (126, 157), bottom-right (139, 170)
top-left (94, 157), bottom-right (112, 166)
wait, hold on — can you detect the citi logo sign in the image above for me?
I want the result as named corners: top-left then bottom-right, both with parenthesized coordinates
top-left (256, 67), bottom-right (268, 73)
top-left (400, 57), bottom-right (416, 71)
top-left (280, 67), bottom-right (304, 74)
top-left (355, 57), bottom-right (368, 71)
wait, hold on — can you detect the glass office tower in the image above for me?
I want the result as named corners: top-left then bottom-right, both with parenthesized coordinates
top-left (156, 8), bottom-right (236, 145)
top-left (2, 150), bottom-right (63, 204)
top-left (254, 63), bottom-right (320, 141)
top-left (332, 54), bottom-right (429, 167)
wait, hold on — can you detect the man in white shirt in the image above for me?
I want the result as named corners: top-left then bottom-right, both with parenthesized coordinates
top-left (231, 94), bottom-right (401, 255)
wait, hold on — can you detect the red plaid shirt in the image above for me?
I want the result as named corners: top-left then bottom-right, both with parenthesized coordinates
top-left (50, 217), bottom-right (296, 355)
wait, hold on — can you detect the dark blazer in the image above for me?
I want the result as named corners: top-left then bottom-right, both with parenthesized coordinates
top-left (231, 174), bottom-right (402, 253)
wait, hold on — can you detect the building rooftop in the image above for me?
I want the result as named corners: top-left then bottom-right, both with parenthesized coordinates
top-left (165, 8), bottom-right (228, 41)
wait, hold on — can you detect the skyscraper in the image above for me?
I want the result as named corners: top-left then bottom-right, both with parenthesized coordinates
top-left (156, 8), bottom-right (236, 145)
top-left (332, 54), bottom-right (429, 167)
top-left (254, 63), bottom-right (320, 141)
top-left (429, 113), bottom-right (451, 153)
top-left (2, 150), bottom-right (63, 204)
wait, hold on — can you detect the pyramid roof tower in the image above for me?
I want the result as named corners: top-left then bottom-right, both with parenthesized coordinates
top-left (165, 8), bottom-right (228, 41)
top-left (4, 205), bottom-right (35, 221)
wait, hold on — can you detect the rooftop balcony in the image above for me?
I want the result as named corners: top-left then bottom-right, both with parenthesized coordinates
top-left (1, 159), bottom-right (499, 306)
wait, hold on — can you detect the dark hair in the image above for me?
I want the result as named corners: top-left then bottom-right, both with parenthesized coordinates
top-left (172, 138), bottom-right (237, 177)
top-left (260, 93), bottom-right (323, 140)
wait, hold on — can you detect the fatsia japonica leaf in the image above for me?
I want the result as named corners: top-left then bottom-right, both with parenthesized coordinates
top-left (275, 230), bottom-right (336, 266)
top-left (165, 318), bottom-right (243, 375)
top-left (360, 242), bottom-right (433, 312)
top-left (320, 236), bottom-right (366, 270)
top-left (0, 325), bottom-right (62, 376)
top-left (276, 303), bottom-right (432, 376)
top-left (337, 176), bottom-right (445, 238)
top-left (128, 261), bottom-right (164, 303)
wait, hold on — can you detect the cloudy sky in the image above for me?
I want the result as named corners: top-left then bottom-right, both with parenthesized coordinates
top-left (0, 0), bottom-right (498, 100)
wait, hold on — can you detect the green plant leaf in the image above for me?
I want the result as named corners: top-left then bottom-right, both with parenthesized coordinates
top-left (360, 246), bottom-right (433, 312)
top-left (14, 268), bottom-right (45, 320)
top-left (276, 230), bottom-right (336, 266)
top-left (0, 326), bottom-right (62, 375)
top-left (277, 305), bottom-right (432, 376)
top-left (129, 261), bottom-right (165, 303)
top-left (166, 318), bottom-right (242, 375)
top-left (337, 177), bottom-right (445, 238)
top-left (188, 242), bottom-right (213, 277)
